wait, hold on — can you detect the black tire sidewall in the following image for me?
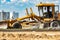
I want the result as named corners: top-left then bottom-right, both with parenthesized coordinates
top-left (12, 22), bottom-right (22, 29)
top-left (50, 21), bottom-right (59, 27)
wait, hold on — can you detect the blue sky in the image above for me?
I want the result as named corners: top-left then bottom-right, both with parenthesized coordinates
top-left (0, 0), bottom-right (60, 17)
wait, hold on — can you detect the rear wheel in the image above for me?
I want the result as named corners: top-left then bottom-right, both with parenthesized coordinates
top-left (50, 21), bottom-right (59, 29)
top-left (12, 22), bottom-right (22, 29)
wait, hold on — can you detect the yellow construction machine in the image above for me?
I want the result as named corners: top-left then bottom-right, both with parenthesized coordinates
top-left (36, 3), bottom-right (60, 29)
top-left (0, 2), bottom-right (60, 29)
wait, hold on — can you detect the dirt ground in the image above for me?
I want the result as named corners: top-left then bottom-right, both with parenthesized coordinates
top-left (0, 31), bottom-right (60, 40)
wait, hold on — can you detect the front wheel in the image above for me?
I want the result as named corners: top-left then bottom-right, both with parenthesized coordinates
top-left (12, 22), bottom-right (22, 29)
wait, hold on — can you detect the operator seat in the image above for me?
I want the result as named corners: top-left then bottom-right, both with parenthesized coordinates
top-left (43, 12), bottom-right (53, 18)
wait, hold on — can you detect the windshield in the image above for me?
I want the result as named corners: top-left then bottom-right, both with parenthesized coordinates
top-left (38, 6), bottom-right (53, 18)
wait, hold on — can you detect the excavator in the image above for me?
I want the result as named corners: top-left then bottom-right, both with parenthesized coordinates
top-left (0, 2), bottom-right (60, 29)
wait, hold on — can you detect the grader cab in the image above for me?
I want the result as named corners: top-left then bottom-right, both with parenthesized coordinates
top-left (36, 3), bottom-right (60, 28)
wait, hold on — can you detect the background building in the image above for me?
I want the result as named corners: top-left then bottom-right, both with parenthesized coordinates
top-left (2, 11), bottom-right (10, 20)
top-left (12, 11), bottom-right (19, 19)
top-left (0, 12), bottom-right (2, 21)
top-left (0, 11), bottom-right (19, 21)
top-left (0, 10), bottom-right (10, 21)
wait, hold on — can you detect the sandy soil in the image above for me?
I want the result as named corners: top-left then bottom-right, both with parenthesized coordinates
top-left (0, 31), bottom-right (60, 40)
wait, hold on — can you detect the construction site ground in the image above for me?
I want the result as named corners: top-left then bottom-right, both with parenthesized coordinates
top-left (0, 29), bottom-right (60, 40)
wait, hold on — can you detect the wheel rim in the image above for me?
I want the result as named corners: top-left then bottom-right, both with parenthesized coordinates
top-left (50, 21), bottom-right (59, 28)
top-left (52, 22), bottom-right (58, 27)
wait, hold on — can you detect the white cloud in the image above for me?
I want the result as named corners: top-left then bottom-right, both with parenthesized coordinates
top-left (5, 2), bottom-right (10, 4)
top-left (47, 1), bottom-right (58, 3)
top-left (29, 0), bottom-right (40, 5)
top-left (10, 0), bottom-right (17, 2)
top-left (13, 0), bottom-right (28, 6)
top-left (55, 1), bottom-right (58, 3)
top-left (22, 0), bottom-right (28, 2)
top-left (1, 0), bottom-right (6, 3)
top-left (10, 0), bottom-right (17, 4)
top-left (46, 1), bottom-right (50, 3)
top-left (0, 10), bottom-right (1, 12)
top-left (5, 0), bottom-right (17, 4)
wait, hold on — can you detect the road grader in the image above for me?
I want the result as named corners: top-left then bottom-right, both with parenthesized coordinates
top-left (0, 2), bottom-right (60, 29)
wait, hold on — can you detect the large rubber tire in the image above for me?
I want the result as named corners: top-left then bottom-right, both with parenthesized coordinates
top-left (12, 22), bottom-right (22, 29)
top-left (50, 21), bottom-right (59, 28)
